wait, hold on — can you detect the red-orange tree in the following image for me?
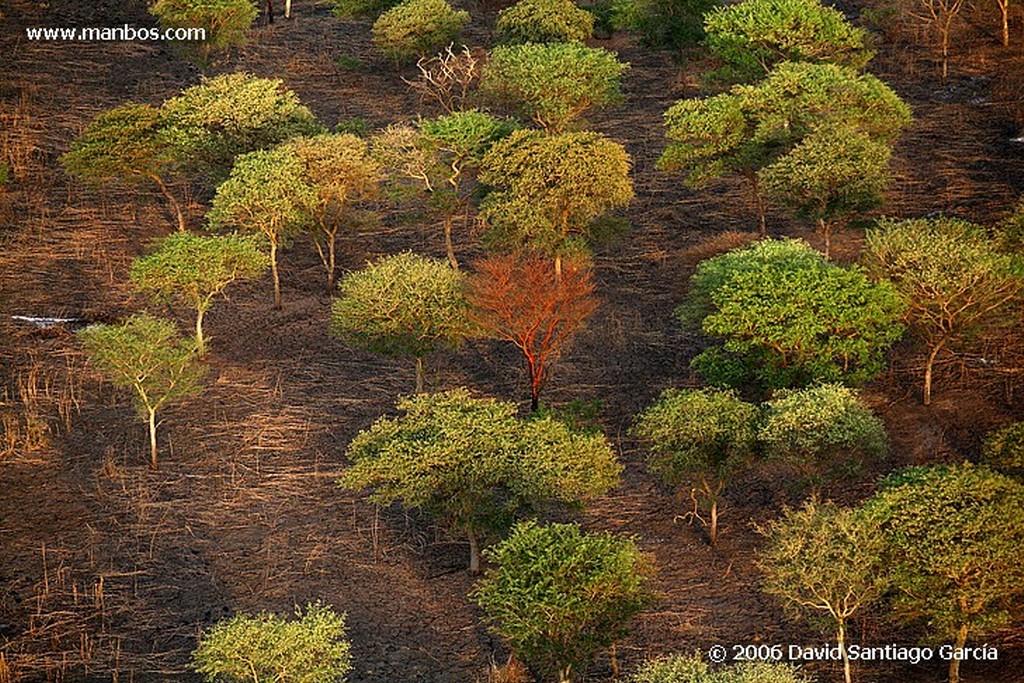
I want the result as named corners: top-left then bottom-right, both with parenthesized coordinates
top-left (468, 253), bottom-right (598, 411)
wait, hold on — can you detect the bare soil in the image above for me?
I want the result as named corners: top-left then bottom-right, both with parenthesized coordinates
top-left (1, 0), bottom-right (1023, 681)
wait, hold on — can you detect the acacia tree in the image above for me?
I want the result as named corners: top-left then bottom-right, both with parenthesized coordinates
top-left (758, 126), bottom-right (892, 258)
top-left (331, 252), bottom-right (470, 393)
top-left (78, 314), bottom-right (205, 470)
top-left (207, 147), bottom-right (316, 309)
top-left (62, 102), bottom-right (187, 232)
top-left (908, 0), bottom-right (968, 79)
top-left (282, 134), bottom-right (382, 289)
top-left (480, 42), bottom-right (628, 133)
top-left (633, 388), bottom-right (758, 545)
top-left (149, 0), bottom-right (259, 69)
top-left (864, 217), bottom-right (1022, 405)
top-left (480, 130), bottom-right (633, 278)
top-left (467, 253), bottom-right (598, 411)
top-left (703, 0), bottom-right (874, 83)
top-left (864, 464), bottom-right (1024, 683)
top-left (682, 239), bottom-right (906, 389)
top-left (659, 62), bottom-right (910, 234)
top-left (130, 232), bottom-right (269, 355)
top-left (473, 521), bottom-right (652, 683)
top-left (338, 390), bottom-right (621, 572)
top-left (159, 72), bottom-right (323, 183)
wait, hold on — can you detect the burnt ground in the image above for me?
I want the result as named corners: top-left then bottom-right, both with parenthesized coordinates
top-left (1, 0), bottom-right (1024, 681)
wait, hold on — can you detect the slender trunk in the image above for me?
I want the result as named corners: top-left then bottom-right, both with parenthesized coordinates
top-left (195, 307), bottom-right (206, 357)
top-left (838, 621), bottom-right (851, 683)
top-left (147, 173), bottom-right (186, 232)
top-left (327, 229), bottom-right (337, 291)
top-left (285, 0), bottom-right (292, 18)
top-left (610, 643), bottom-right (619, 678)
top-left (999, 1), bottom-right (1009, 46)
top-left (415, 356), bottom-right (424, 394)
top-left (949, 623), bottom-right (969, 683)
top-left (467, 527), bottom-right (481, 574)
top-left (266, 0), bottom-right (274, 23)
top-left (709, 497), bottom-right (719, 546)
top-left (558, 665), bottom-right (572, 683)
top-left (528, 360), bottom-right (541, 412)
top-left (147, 407), bottom-right (158, 470)
top-left (554, 253), bottom-right (562, 284)
top-left (924, 335), bottom-right (949, 406)
top-left (818, 217), bottom-right (831, 260)
top-left (750, 176), bottom-right (767, 235)
top-left (942, 29), bottom-right (950, 81)
top-left (270, 239), bottom-right (282, 310)
top-left (444, 215), bottom-right (458, 270)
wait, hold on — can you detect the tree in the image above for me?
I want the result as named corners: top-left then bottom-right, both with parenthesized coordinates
top-left (632, 388), bottom-right (758, 545)
top-left (908, 0), bottom-right (968, 79)
top-left (467, 253), bottom-right (599, 411)
top-left (758, 498), bottom-right (887, 683)
top-left (159, 72), bottom-right (323, 183)
top-left (61, 102), bottom-right (187, 232)
top-left (207, 146), bottom-right (317, 309)
top-left (479, 130), bottom-right (633, 277)
top-left (339, 390), bottom-right (621, 572)
top-left (192, 603), bottom-right (351, 683)
top-left (331, 252), bottom-right (470, 393)
top-left (758, 384), bottom-right (888, 484)
top-left (78, 314), bottom-right (205, 470)
top-left (282, 134), bottom-right (382, 289)
top-left (480, 42), bottom-right (628, 133)
top-left (149, 0), bottom-right (258, 69)
top-left (371, 0), bottom-right (469, 62)
top-left (758, 126), bottom-right (892, 259)
top-left (130, 232), bottom-right (269, 355)
top-left (615, 0), bottom-right (720, 55)
top-left (864, 217), bottom-right (1022, 405)
top-left (703, 0), bottom-right (873, 83)
top-left (682, 239), bottom-right (906, 389)
top-left (659, 62), bottom-right (910, 234)
top-left (992, 0), bottom-right (1018, 46)
top-left (630, 654), bottom-right (809, 683)
top-left (495, 0), bottom-right (595, 44)
top-left (981, 421), bottom-right (1024, 479)
top-left (472, 521), bottom-right (652, 683)
top-left (402, 44), bottom-right (481, 113)
top-left (863, 464), bottom-right (1024, 683)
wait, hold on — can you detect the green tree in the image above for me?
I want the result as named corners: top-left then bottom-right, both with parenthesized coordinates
top-left (149, 0), bottom-right (258, 69)
top-left (472, 521), bottom-right (652, 682)
top-left (659, 62), bottom-right (910, 234)
top-left (632, 388), bottom-right (758, 545)
top-left (371, 0), bottom-right (469, 62)
top-left (758, 126), bottom-right (891, 259)
top-left (481, 42), bottom-right (628, 133)
top-left (703, 0), bottom-right (873, 83)
top-left (339, 390), bottom-right (621, 572)
top-left (981, 421), bottom-right (1024, 479)
top-left (614, 0), bottom-right (720, 55)
top-left (159, 72), bottom-right (323, 183)
top-left (864, 217), bottom-right (1023, 405)
top-left (192, 602), bottom-right (351, 683)
top-left (630, 654), bottom-right (809, 683)
top-left (682, 239), bottom-right (905, 389)
top-left (130, 232), bottom-right (269, 355)
top-left (758, 384), bottom-right (888, 484)
top-left (863, 464), bottom-right (1024, 683)
top-left (281, 134), bottom-right (382, 289)
top-left (480, 130), bottom-right (633, 278)
top-left (78, 314), bottom-right (205, 469)
top-left (207, 146), bottom-right (317, 309)
top-left (495, 0), bottom-right (595, 43)
top-left (61, 102), bottom-right (187, 232)
top-left (331, 252), bottom-right (469, 393)
top-left (758, 498), bottom-right (887, 683)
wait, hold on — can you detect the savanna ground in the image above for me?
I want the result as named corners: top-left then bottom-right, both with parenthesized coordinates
top-left (1, 0), bottom-right (1024, 680)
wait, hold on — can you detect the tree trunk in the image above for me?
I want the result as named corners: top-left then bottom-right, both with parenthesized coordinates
top-left (941, 28), bottom-right (950, 81)
top-left (415, 356), bottom-right (425, 394)
top-left (554, 253), bottom-right (562, 283)
top-left (467, 527), bottom-right (481, 574)
top-left (266, 0), bottom-right (275, 23)
top-left (750, 176), bottom-right (767, 235)
top-left (949, 623), bottom-right (969, 683)
top-left (999, 0), bottom-right (1009, 46)
top-left (528, 360), bottom-right (541, 412)
top-left (838, 621), bottom-right (852, 683)
top-left (285, 0), bottom-right (292, 19)
top-left (709, 497), bottom-right (719, 546)
top-left (195, 307), bottom-right (206, 356)
top-left (923, 336), bottom-right (949, 406)
top-left (558, 665), bottom-right (572, 683)
top-left (444, 215), bottom-right (459, 270)
top-left (818, 217), bottom-right (831, 260)
top-left (270, 239), bottom-right (282, 310)
top-left (327, 229), bottom-right (337, 291)
top-left (147, 173), bottom-right (186, 232)
top-left (148, 407), bottom-right (159, 470)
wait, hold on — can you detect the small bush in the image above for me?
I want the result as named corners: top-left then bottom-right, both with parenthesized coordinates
top-left (618, 0), bottom-right (720, 54)
top-left (192, 603), bottom-right (351, 683)
top-left (473, 521), bottom-right (652, 683)
top-left (496, 0), bottom-right (595, 44)
top-left (982, 422), bottom-right (1024, 478)
top-left (631, 654), bottom-right (809, 683)
top-left (150, 0), bottom-right (258, 67)
top-left (372, 0), bottom-right (470, 62)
